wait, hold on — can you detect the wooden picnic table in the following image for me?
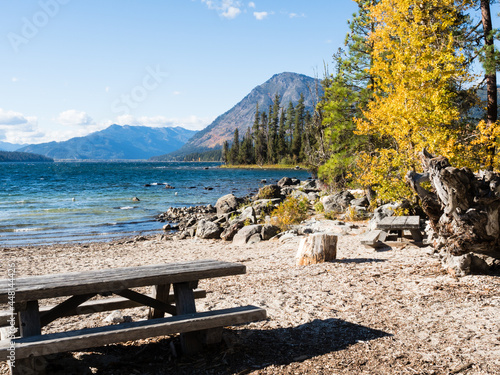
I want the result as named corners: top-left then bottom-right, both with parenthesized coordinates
top-left (376, 215), bottom-right (423, 242)
top-left (0, 260), bottom-right (266, 374)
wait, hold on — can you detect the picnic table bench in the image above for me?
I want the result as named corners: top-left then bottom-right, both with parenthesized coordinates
top-left (0, 260), bottom-right (266, 374)
top-left (361, 216), bottom-right (424, 247)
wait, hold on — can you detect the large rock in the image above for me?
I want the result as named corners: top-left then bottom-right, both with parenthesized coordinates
top-left (253, 199), bottom-right (281, 214)
top-left (261, 224), bottom-right (280, 240)
top-left (215, 194), bottom-right (240, 216)
top-left (321, 191), bottom-right (355, 213)
top-left (256, 185), bottom-right (282, 199)
top-left (277, 177), bottom-right (293, 187)
top-left (236, 206), bottom-right (257, 224)
top-left (233, 225), bottom-right (263, 245)
top-left (195, 219), bottom-right (222, 239)
top-left (220, 221), bottom-right (244, 241)
top-left (296, 233), bottom-right (338, 266)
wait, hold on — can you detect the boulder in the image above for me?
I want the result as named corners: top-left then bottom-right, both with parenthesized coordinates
top-left (292, 190), bottom-right (309, 200)
top-left (215, 194), bottom-right (240, 216)
top-left (277, 177), bottom-right (293, 187)
top-left (220, 221), bottom-right (244, 241)
top-left (253, 199), bottom-right (281, 214)
top-left (296, 233), bottom-right (338, 266)
top-left (247, 233), bottom-right (262, 244)
top-left (321, 191), bottom-right (355, 213)
top-left (232, 206), bottom-right (257, 224)
top-left (233, 225), bottom-right (263, 245)
top-left (257, 185), bottom-right (282, 199)
top-left (195, 219), bottom-right (222, 239)
top-left (350, 196), bottom-right (369, 207)
top-left (261, 224), bottom-right (281, 240)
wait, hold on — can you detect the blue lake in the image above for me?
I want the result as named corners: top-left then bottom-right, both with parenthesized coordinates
top-left (0, 162), bottom-right (311, 246)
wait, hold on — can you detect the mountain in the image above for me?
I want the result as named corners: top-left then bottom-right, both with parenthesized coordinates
top-left (0, 141), bottom-right (24, 151)
top-left (0, 151), bottom-right (53, 162)
top-left (17, 125), bottom-right (197, 160)
top-left (161, 72), bottom-right (322, 160)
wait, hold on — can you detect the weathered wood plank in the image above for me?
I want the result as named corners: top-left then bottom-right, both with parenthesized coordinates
top-left (0, 306), bottom-right (267, 360)
top-left (114, 289), bottom-right (176, 316)
top-left (174, 282), bottom-right (201, 355)
top-left (360, 230), bottom-right (383, 245)
top-left (17, 301), bottom-right (41, 338)
top-left (40, 293), bottom-right (95, 327)
top-left (376, 216), bottom-right (421, 230)
top-left (0, 260), bottom-right (245, 303)
top-left (0, 290), bottom-right (207, 326)
top-left (148, 284), bottom-right (170, 319)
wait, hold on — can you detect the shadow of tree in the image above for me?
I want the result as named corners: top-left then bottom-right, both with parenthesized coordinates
top-left (335, 258), bottom-right (386, 264)
top-left (44, 318), bottom-right (391, 374)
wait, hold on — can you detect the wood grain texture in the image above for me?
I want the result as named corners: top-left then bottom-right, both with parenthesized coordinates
top-left (0, 306), bottom-right (267, 360)
top-left (0, 260), bottom-right (245, 303)
top-left (0, 290), bottom-right (207, 326)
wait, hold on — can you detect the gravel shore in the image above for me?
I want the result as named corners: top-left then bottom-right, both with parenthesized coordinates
top-left (1, 224), bottom-right (499, 374)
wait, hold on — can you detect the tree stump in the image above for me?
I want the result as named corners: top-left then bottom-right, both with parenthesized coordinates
top-left (296, 233), bottom-right (337, 266)
top-left (406, 149), bottom-right (500, 274)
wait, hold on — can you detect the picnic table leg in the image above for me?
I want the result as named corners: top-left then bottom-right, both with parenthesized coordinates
top-left (410, 229), bottom-right (423, 242)
top-left (148, 283), bottom-right (171, 319)
top-left (173, 282), bottom-right (203, 355)
top-left (12, 301), bottom-right (47, 375)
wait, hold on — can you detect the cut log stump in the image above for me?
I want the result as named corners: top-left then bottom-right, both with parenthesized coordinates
top-left (296, 233), bottom-right (337, 266)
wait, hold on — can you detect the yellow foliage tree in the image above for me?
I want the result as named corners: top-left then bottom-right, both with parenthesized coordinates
top-left (355, 0), bottom-right (475, 202)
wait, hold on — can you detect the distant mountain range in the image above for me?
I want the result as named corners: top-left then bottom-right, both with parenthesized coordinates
top-left (160, 72), bottom-right (322, 160)
top-left (17, 125), bottom-right (197, 160)
top-left (0, 141), bottom-right (25, 152)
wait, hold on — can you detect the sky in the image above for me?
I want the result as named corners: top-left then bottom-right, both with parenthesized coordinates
top-left (0, 0), bottom-right (361, 145)
top-left (0, 1), bottom-right (495, 146)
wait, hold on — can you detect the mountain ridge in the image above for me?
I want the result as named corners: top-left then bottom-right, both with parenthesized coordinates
top-left (18, 125), bottom-right (197, 160)
top-left (162, 72), bottom-right (322, 159)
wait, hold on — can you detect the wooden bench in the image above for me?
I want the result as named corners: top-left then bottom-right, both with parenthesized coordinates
top-left (0, 260), bottom-right (267, 374)
top-left (360, 229), bottom-right (388, 248)
top-left (376, 215), bottom-right (424, 243)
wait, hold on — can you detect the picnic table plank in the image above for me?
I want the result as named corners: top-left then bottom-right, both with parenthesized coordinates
top-left (0, 260), bottom-right (245, 303)
top-left (0, 306), bottom-right (267, 361)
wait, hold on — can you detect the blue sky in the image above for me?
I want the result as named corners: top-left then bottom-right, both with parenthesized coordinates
top-left (0, 1), bottom-right (494, 146)
top-left (0, 0), bottom-right (361, 145)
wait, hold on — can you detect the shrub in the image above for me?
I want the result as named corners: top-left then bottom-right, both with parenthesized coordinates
top-left (313, 200), bottom-right (324, 213)
top-left (271, 196), bottom-right (309, 231)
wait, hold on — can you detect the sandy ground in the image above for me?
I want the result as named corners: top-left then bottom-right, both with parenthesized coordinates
top-left (1, 224), bottom-right (500, 374)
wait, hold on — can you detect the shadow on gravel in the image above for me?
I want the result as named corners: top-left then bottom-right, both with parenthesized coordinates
top-left (335, 258), bottom-right (387, 264)
top-left (42, 318), bottom-right (392, 374)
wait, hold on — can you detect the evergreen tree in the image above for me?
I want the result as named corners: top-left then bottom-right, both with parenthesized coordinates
top-left (277, 108), bottom-right (288, 162)
top-left (291, 94), bottom-right (305, 160)
top-left (222, 140), bottom-right (230, 164)
top-left (230, 128), bottom-right (240, 165)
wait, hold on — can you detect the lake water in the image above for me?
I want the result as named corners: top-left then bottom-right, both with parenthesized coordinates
top-left (0, 162), bottom-right (310, 246)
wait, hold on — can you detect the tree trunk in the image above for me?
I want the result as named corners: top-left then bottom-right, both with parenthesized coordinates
top-left (480, 0), bottom-right (498, 170)
top-left (406, 149), bottom-right (500, 274)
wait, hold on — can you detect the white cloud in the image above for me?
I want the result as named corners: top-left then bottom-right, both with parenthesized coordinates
top-left (0, 109), bottom-right (40, 144)
top-left (288, 12), bottom-right (305, 18)
top-left (222, 6), bottom-right (241, 19)
top-left (173, 91), bottom-right (181, 95)
top-left (105, 86), bottom-right (110, 93)
top-left (201, 0), bottom-right (242, 19)
top-left (248, 1), bottom-right (255, 8)
top-left (57, 110), bottom-right (94, 127)
top-left (113, 114), bottom-right (213, 131)
top-left (11, 77), bottom-right (18, 82)
top-left (0, 109), bottom-right (29, 126)
top-left (253, 11), bottom-right (269, 20)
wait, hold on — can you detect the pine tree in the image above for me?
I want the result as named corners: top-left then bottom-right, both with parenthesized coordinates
top-left (230, 128), bottom-right (240, 165)
top-left (291, 94), bottom-right (305, 161)
top-left (222, 140), bottom-right (230, 164)
top-left (277, 108), bottom-right (288, 162)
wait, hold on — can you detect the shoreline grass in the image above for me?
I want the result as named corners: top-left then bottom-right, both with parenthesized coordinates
top-left (219, 163), bottom-right (306, 170)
